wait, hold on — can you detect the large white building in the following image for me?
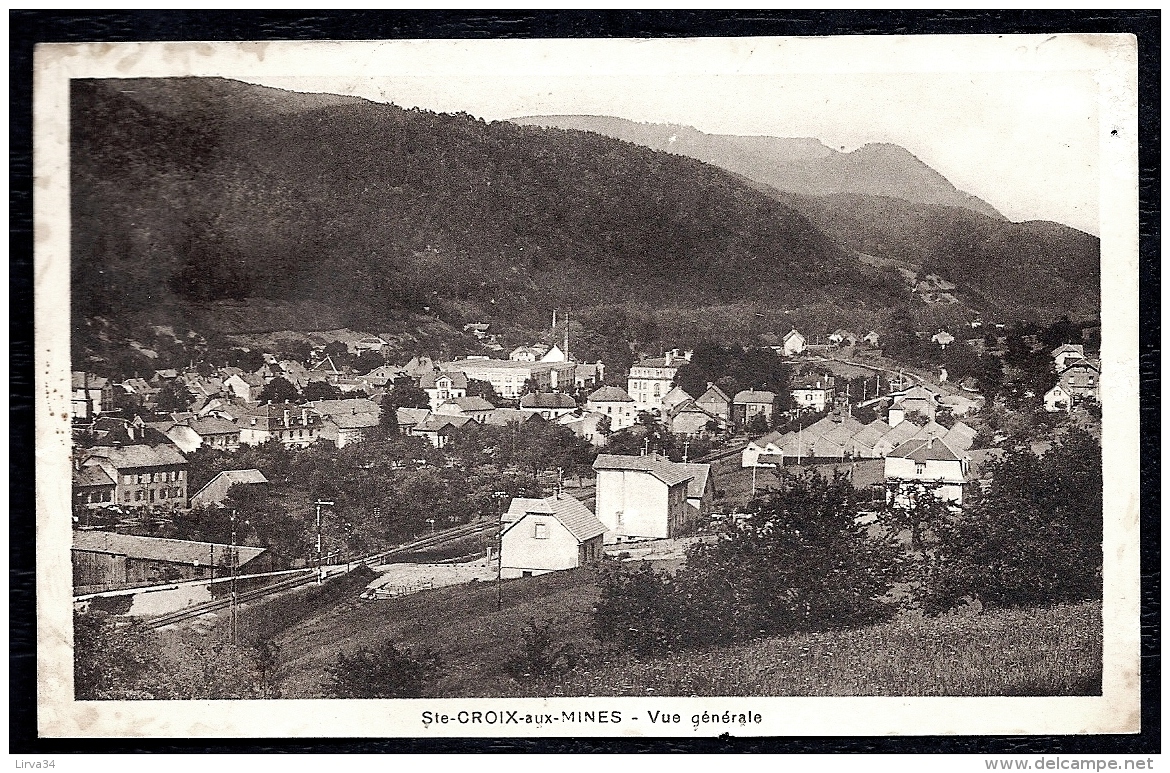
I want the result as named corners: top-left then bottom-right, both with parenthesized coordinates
top-left (439, 358), bottom-right (575, 399)
top-left (592, 453), bottom-right (699, 543)
top-left (627, 350), bottom-right (689, 413)
top-left (884, 436), bottom-right (969, 506)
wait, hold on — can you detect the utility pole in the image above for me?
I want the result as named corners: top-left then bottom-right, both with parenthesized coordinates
top-left (229, 509), bottom-right (238, 646)
top-left (314, 499), bottom-right (334, 584)
top-left (493, 491), bottom-right (507, 612)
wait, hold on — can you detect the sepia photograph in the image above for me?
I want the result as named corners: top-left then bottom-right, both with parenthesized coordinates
top-left (31, 32), bottom-right (1141, 739)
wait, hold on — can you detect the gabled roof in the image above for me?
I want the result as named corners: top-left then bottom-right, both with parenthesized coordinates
top-left (82, 444), bottom-right (186, 470)
top-left (849, 419), bottom-right (892, 449)
top-left (697, 384), bottom-right (731, 404)
top-left (395, 407), bottom-right (432, 426)
top-left (878, 420), bottom-right (924, 448)
top-left (74, 465), bottom-right (116, 488)
top-left (1059, 358), bottom-right (1101, 373)
top-left (309, 398), bottom-right (381, 418)
top-left (888, 436), bottom-right (962, 462)
top-left (520, 392), bottom-right (576, 409)
top-left (733, 390), bottom-right (776, 405)
top-left (482, 408), bottom-right (544, 426)
top-left (783, 329), bottom-right (805, 342)
top-left (676, 463), bottom-right (712, 500)
top-left (192, 469), bottom-right (269, 500)
top-left (748, 430), bottom-right (787, 449)
top-left (1051, 343), bottom-right (1085, 358)
top-left (661, 385), bottom-right (693, 403)
top-left (420, 370), bottom-right (469, 389)
top-left (592, 454), bottom-right (695, 487)
top-left (791, 376), bottom-right (832, 391)
top-left (502, 494), bottom-right (606, 543)
top-left (910, 420), bottom-right (950, 441)
top-left (72, 531), bottom-right (266, 567)
top-left (587, 385), bottom-right (634, 403)
top-left (893, 384), bottom-right (941, 404)
top-left (187, 416), bottom-right (240, 436)
top-left (943, 421), bottom-right (978, 452)
top-left (310, 355), bottom-right (343, 373)
top-left (413, 414), bottom-right (475, 433)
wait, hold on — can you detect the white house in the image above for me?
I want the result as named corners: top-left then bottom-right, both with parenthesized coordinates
top-left (790, 376), bottom-right (832, 412)
top-left (592, 453), bottom-right (697, 543)
top-left (238, 403), bottom-right (323, 448)
top-left (539, 344), bottom-right (567, 363)
top-left (586, 386), bottom-right (637, 431)
top-left (742, 430), bottom-right (786, 467)
top-left (1044, 385), bottom-right (1073, 413)
top-left (782, 329), bottom-right (806, 356)
top-left (931, 331), bottom-right (956, 349)
top-left (419, 371), bottom-right (468, 411)
top-left (499, 494), bottom-right (606, 579)
top-left (884, 436), bottom-right (969, 506)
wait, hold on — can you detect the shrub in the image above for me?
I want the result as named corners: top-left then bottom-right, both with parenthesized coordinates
top-left (327, 639), bottom-right (443, 698)
top-left (506, 618), bottom-right (579, 680)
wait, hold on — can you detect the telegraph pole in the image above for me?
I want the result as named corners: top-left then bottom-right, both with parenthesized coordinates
top-left (229, 509), bottom-right (238, 646)
top-left (494, 491), bottom-right (507, 611)
top-left (314, 499), bottom-right (335, 584)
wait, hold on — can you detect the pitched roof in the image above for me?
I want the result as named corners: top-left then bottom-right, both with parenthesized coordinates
top-left (72, 531), bottom-right (266, 567)
top-left (910, 420), bottom-right (950, 441)
top-left (587, 385), bottom-right (634, 403)
top-left (750, 430), bottom-right (786, 448)
top-left (187, 416), bottom-right (240, 436)
top-left (676, 463), bottom-right (712, 500)
top-left (697, 384), bottom-right (731, 404)
top-left (395, 407), bottom-right (432, 426)
top-left (850, 419), bottom-right (892, 449)
top-left (519, 392), bottom-right (576, 409)
top-left (324, 411), bottom-right (381, 430)
top-left (74, 465), bottom-right (116, 488)
top-left (502, 494), bottom-right (606, 543)
top-left (482, 408), bottom-right (542, 426)
top-left (419, 370), bottom-right (469, 389)
top-left (888, 436), bottom-right (962, 462)
top-left (592, 454), bottom-right (695, 487)
top-left (943, 421), bottom-right (978, 452)
top-left (783, 329), bottom-right (804, 342)
top-left (733, 390), bottom-right (777, 404)
top-left (308, 398), bottom-right (381, 418)
top-left (1051, 343), bottom-right (1085, 357)
top-left (82, 444), bottom-right (187, 470)
top-left (791, 376), bottom-right (832, 391)
top-left (878, 420), bottom-right (924, 448)
top-left (414, 414), bottom-right (474, 432)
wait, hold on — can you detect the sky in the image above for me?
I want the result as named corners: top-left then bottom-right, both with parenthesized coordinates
top-left (243, 60), bottom-right (1102, 234)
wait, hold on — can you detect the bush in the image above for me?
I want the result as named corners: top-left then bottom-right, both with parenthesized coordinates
top-left (506, 618), bottom-right (579, 680)
top-left (327, 639), bottom-right (443, 698)
top-left (926, 429), bottom-right (1102, 612)
top-left (593, 474), bottom-right (903, 652)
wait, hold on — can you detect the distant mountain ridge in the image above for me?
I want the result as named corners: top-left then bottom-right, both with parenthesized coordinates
top-left (509, 115), bottom-right (1005, 220)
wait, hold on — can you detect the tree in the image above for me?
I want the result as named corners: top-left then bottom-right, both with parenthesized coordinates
top-left (154, 379), bottom-right (194, 413)
top-left (302, 380), bottom-right (343, 402)
top-left (74, 612), bottom-right (163, 700)
top-left (747, 412), bottom-right (770, 436)
top-left (327, 639), bottom-right (443, 698)
top-left (465, 378), bottom-right (499, 404)
top-left (258, 376), bottom-right (300, 404)
top-left (927, 430), bottom-right (1102, 612)
top-left (506, 618), bottom-right (579, 680)
top-left (387, 382), bottom-right (430, 410)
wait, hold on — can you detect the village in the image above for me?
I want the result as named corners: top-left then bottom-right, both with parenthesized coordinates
top-left (70, 313), bottom-right (1101, 625)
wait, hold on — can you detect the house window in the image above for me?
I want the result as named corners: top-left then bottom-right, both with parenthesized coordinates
top-left (160, 488), bottom-right (168, 499)
top-left (533, 522), bottom-right (548, 539)
top-left (135, 491), bottom-right (144, 501)
top-left (123, 492), bottom-right (131, 502)
top-left (653, 383), bottom-right (661, 397)
top-left (123, 474), bottom-right (133, 485)
top-left (915, 462), bottom-right (926, 475)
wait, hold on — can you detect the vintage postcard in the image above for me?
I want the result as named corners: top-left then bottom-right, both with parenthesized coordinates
top-left (34, 34), bottom-right (1140, 738)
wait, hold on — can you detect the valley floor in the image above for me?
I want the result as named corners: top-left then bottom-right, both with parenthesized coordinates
top-left (271, 565), bottom-right (1101, 699)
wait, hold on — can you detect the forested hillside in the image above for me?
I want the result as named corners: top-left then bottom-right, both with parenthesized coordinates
top-left (71, 78), bottom-right (903, 340)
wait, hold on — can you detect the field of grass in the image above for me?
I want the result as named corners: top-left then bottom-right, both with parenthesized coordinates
top-left (270, 563), bottom-right (1101, 699)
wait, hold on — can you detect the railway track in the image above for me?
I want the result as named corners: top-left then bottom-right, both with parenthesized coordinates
top-left (140, 519), bottom-right (494, 630)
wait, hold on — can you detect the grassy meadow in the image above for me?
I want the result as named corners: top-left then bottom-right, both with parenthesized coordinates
top-left (269, 564), bottom-right (1101, 699)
